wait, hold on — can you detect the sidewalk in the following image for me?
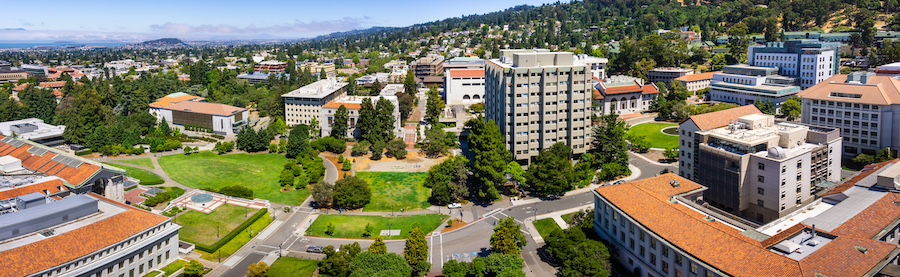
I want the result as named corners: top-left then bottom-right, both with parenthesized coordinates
top-left (631, 151), bottom-right (677, 167)
top-left (523, 204), bottom-right (593, 245)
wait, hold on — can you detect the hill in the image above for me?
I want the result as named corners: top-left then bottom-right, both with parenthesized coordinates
top-left (134, 38), bottom-right (188, 47)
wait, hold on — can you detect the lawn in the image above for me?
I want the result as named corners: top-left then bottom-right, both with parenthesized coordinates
top-left (159, 259), bottom-right (187, 276)
top-left (176, 205), bottom-right (260, 246)
top-left (113, 164), bottom-right (164, 186)
top-left (116, 158), bottom-right (154, 169)
top-left (198, 210), bottom-right (273, 260)
top-left (627, 123), bottom-right (679, 149)
top-left (356, 172), bottom-right (430, 212)
top-left (561, 212), bottom-right (577, 224)
top-left (159, 151), bottom-right (309, 205)
top-left (534, 218), bottom-right (562, 240)
top-left (307, 214), bottom-right (448, 239)
top-left (269, 257), bottom-right (319, 277)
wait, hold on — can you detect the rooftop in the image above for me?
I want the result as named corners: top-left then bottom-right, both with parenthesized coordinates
top-left (0, 118), bottom-right (65, 141)
top-left (282, 78), bottom-right (348, 99)
top-left (322, 95), bottom-right (398, 111)
top-left (148, 92), bottom-right (205, 108)
top-left (651, 67), bottom-right (694, 73)
top-left (797, 74), bottom-right (900, 106)
top-left (156, 101), bottom-right (246, 117)
top-left (685, 105), bottom-right (762, 131)
top-left (0, 135), bottom-right (122, 187)
top-left (675, 71), bottom-right (717, 82)
top-left (447, 69), bottom-right (485, 78)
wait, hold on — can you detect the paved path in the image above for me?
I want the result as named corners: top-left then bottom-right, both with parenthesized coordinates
top-left (320, 153), bottom-right (338, 184)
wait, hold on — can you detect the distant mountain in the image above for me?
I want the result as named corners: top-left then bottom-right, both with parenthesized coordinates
top-left (135, 38), bottom-right (188, 47)
top-left (1, 28), bottom-right (26, 31)
top-left (311, 26), bottom-right (399, 40)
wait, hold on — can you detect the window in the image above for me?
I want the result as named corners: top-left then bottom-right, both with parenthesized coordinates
top-left (758, 200), bottom-right (764, 207)
top-left (662, 261), bottom-right (669, 273)
top-left (758, 175), bottom-right (765, 182)
top-left (650, 239), bottom-right (657, 249)
top-left (650, 253), bottom-right (657, 266)
top-left (675, 254), bottom-right (683, 265)
top-left (758, 163), bottom-right (765, 170)
top-left (758, 188), bottom-right (765, 195)
top-left (691, 263), bottom-right (698, 274)
top-left (663, 247), bottom-right (669, 257)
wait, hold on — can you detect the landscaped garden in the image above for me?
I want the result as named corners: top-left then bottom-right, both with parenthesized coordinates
top-left (356, 172), bottom-right (430, 212)
top-left (626, 123), bottom-right (679, 149)
top-left (115, 158), bottom-right (154, 169)
top-left (159, 259), bottom-right (187, 276)
top-left (159, 152), bottom-right (308, 205)
top-left (534, 218), bottom-right (562, 240)
top-left (174, 204), bottom-right (273, 260)
top-left (113, 164), bottom-right (164, 186)
top-left (306, 214), bottom-right (448, 239)
top-left (268, 257), bottom-right (318, 277)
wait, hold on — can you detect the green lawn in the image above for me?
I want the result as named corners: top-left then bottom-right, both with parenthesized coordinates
top-left (159, 259), bottom-right (187, 276)
top-left (534, 218), bottom-right (562, 240)
top-left (356, 172), bottom-right (430, 212)
top-left (269, 257), bottom-right (319, 277)
top-left (176, 205), bottom-right (260, 246)
top-left (561, 212), bottom-right (577, 224)
top-left (116, 158), bottom-right (154, 169)
top-left (307, 214), bottom-right (448, 239)
top-left (113, 164), bottom-right (164, 186)
top-left (143, 272), bottom-right (160, 277)
top-left (627, 123), bottom-right (679, 149)
top-left (199, 210), bottom-right (274, 260)
top-left (159, 152), bottom-right (308, 205)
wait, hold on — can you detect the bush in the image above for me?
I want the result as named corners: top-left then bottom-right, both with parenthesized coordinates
top-left (337, 155), bottom-right (345, 163)
top-left (597, 163), bottom-right (630, 182)
top-left (370, 141), bottom-right (385, 160)
top-left (351, 141), bottom-right (371, 156)
top-left (326, 222), bottom-right (336, 236)
top-left (218, 185), bottom-right (254, 199)
top-left (312, 137), bottom-right (347, 154)
top-left (192, 209), bottom-right (268, 253)
top-left (334, 176), bottom-right (371, 209)
top-left (75, 149), bottom-right (93, 156)
top-left (385, 139), bottom-right (406, 159)
top-left (143, 192), bottom-right (172, 207)
top-left (342, 161), bottom-right (352, 171)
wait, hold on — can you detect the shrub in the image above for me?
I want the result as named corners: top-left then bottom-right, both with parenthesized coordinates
top-left (363, 223), bottom-right (373, 237)
top-left (597, 163), bottom-right (630, 181)
top-left (342, 161), bottom-right (352, 171)
top-left (143, 192), bottom-right (172, 207)
top-left (351, 141), bottom-right (371, 156)
top-left (192, 209), bottom-right (267, 253)
top-left (370, 141), bottom-right (385, 160)
top-left (218, 185), bottom-right (254, 199)
top-left (312, 137), bottom-right (347, 154)
top-left (326, 222), bottom-right (336, 236)
top-left (333, 176), bottom-right (371, 209)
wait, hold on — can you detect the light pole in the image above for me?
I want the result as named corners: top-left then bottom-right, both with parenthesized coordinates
top-left (532, 206), bottom-right (537, 221)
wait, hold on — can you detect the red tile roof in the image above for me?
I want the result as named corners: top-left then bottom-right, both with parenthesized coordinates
top-left (0, 135), bottom-right (105, 187)
top-left (322, 102), bottom-right (362, 110)
top-left (822, 160), bottom-right (898, 197)
top-left (685, 105), bottom-right (761, 131)
top-left (832, 191), bottom-right (900, 239)
top-left (598, 81), bottom-right (658, 96)
top-left (0, 179), bottom-right (67, 200)
top-left (674, 71), bottom-right (717, 82)
top-left (447, 69), bottom-right (484, 79)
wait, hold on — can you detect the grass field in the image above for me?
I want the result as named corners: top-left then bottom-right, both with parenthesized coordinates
top-left (306, 214), bottom-right (448, 239)
top-left (534, 218), bottom-right (563, 240)
top-left (627, 123), bottom-right (679, 149)
top-left (116, 158), bottom-right (154, 169)
top-left (159, 152), bottom-right (308, 205)
top-left (159, 259), bottom-right (187, 276)
top-left (269, 258), bottom-right (318, 277)
top-left (198, 211), bottom-right (273, 260)
top-left (561, 212), bottom-right (577, 224)
top-left (176, 205), bottom-right (260, 246)
top-left (113, 164), bottom-right (164, 186)
top-left (356, 172), bottom-right (430, 212)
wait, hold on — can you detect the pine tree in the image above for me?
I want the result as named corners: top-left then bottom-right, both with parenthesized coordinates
top-left (490, 218), bottom-right (526, 256)
top-left (369, 236), bottom-right (387, 254)
top-left (286, 124), bottom-right (311, 159)
top-left (404, 227), bottom-right (430, 274)
top-left (375, 97), bottom-right (396, 142)
top-left (358, 98), bottom-right (378, 143)
top-left (331, 105), bottom-right (350, 139)
top-left (425, 85), bottom-right (445, 125)
top-left (467, 118), bottom-right (510, 201)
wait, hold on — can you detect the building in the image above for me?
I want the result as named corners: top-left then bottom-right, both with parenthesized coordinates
top-left (748, 40), bottom-right (840, 89)
top-left (46, 67), bottom-right (85, 80)
top-left (798, 72), bottom-right (900, 157)
top-left (412, 54), bottom-right (445, 78)
top-left (673, 71), bottom-right (717, 92)
top-left (594, 173), bottom-right (900, 277)
top-left (679, 107), bottom-right (841, 223)
top-left (0, 60), bottom-right (27, 84)
top-left (485, 49), bottom-right (594, 163)
top-left (648, 67), bottom-right (694, 87)
top-left (254, 60), bottom-right (287, 74)
top-left (574, 54), bottom-right (608, 80)
top-left (282, 78), bottom-right (348, 127)
top-left (237, 72), bottom-right (273, 85)
top-left (444, 69), bottom-right (485, 106)
top-left (148, 93), bottom-right (248, 135)
top-left (442, 57), bottom-right (485, 71)
top-left (875, 62), bottom-right (900, 75)
top-left (0, 118), bottom-right (66, 146)
top-left (20, 64), bottom-right (48, 79)
top-left (708, 65), bottom-right (801, 109)
top-left (320, 95), bottom-right (402, 139)
top-left (300, 62), bottom-right (336, 77)
top-left (593, 76), bottom-right (658, 116)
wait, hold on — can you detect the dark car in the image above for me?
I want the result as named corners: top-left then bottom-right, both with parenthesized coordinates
top-left (307, 245), bottom-right (324, 254)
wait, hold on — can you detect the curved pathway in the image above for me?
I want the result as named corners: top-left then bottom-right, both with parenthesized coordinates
top-left (319, 153), bottom-right (338, 184)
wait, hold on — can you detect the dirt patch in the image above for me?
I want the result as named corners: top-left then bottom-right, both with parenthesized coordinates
top-left (441, 219), bottom-right (468, 233)
top-left (321, 153), bottom-right (348, 181)
top-left (352, 151), bottom-right (447, 172)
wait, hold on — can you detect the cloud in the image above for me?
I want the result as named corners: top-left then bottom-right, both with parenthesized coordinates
top-left (148, 17), bottom-right (372, 39)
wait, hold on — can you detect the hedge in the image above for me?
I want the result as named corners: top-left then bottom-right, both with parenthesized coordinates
top-left (193, 208), bottom-right (268, 253)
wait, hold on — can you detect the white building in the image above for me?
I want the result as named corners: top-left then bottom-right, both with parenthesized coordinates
top-left (593, 76), bottom-right (658, 116)
top-left (444, 69), bottom-right (485, 106)
top-left (679, 109), bottom-right (841, 223)
top-left (282, 78), bottom-right (348, 127)
top-left (648, 67), bottom-right (694, 87)
top-left (149, 93), bottom-right (248, 136)
top-left (673, 71), bottom-right (717, 92)
top-left (320, 95), bottom-right (402, 139)
top-left (709, 65), bottom-right (802, 109)
top-left (748, 40), bottom-right (840, 89)
top-left (0, 118), bottom-right (65, 146)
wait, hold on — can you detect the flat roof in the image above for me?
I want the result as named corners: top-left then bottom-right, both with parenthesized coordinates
top-left (0, 118), bottom-right (65, 140)
top-left (282, 78), bottom-right (348, 99)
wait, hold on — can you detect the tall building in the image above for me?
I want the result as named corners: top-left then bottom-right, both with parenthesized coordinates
top-left (485, 49), bottom-right (594, 163)
top-left (320, 95), bottom-right (402, 139)
top-left (709, 65), bottom-right (801, 109)
top-left (282, 78), bottom-right (348, 127)
top-left (412, 54), bottom-right (445, 78)
top-left (679, 107), bottom-right (841, 223)
top-left (594, 172), bottom-right (900, 277)
top-left (748, 40), bottom-right (840, 89)
top-left (648, 67), bottom-right (694, 87)
top-left (798, 72), bottom-right (900, 157)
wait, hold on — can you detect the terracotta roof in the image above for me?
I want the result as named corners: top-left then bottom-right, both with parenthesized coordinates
top-left (0, 135), bottom-right (104, 186)
top-left (38, 81), bottom-right (66, 89)
top-left (447, 69), bottom-right (484, 79)
top-left (797, 236), bottom-right (898, 277)
top-left (685, 105), bottom-right (761, 131)
top-left (12, 83), bottom-right (29, 91)
top-left (674, 71), bottom-right (717, 82)
top-left (422, 76), bottom-right (444, 83)
top-left (0, 179), bottom-right (67, 201)
top-left (642, 83), bottom-right (659, 95)
top-left (154, 101), bottom-right (246, 117)
top-left (147, 95), bottom-right (205, 108)
top-left (599, 81), bottom-right (658, 96)
top-left (0, 195), bottom-right (169, 277)
top-left (592, 89), bottom-right (603, 100)
top-left (797, 75), bottom-right (900, 106)
top-left (322, 102), bottom-right (362, 110)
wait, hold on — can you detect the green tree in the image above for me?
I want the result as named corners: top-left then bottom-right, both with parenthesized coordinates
top-left (490, 218), bottom-right (526, 256)
top-left (58, 89), bottom-right (113, 145)
top-left (780, 97), bottom-right (802, 121)
top-left (590, 113), bottom-right (629, 168)
top-left (312, 182), bottom-right (335, 208)
top-left (332, 105), bottom-right (350, 139)
top-left (358, 98), bottom-right (379, 143)
top-left (422, 126), bottom-right (452, 157)
top-left (876, 148), bottom-right (895, 163)
top-left (183, 260), bottom-right (205, 277)
top-left (404, 227), bottom-right (430, 275)
top-left (375, 97), bottom-right (397, 142)
top-left (664, 147), bottom-right (679, 161)
top-left (334, 176), bottom-right (371, 209)
top-left (278, 169), bottom-right (294, 187)
top-left (425, 85), bottom-right (445, 124)
top-left (369, 236), bottom-right (387, 254)
top-left (443, 260), bottom-right (470, 277)
top-left (348, 252), bottom-right (411, 277)
top-left (633, 58), bottom-right (656, 81)
top-left (545, 228), bottom-right (611, 277)
top-left (247, 262), bottom-right (269, 277)
top-left (426, 155), bottom-right (470, 205)
top-left (18, 86), bottom-right (57, 123)
top-left (319, 245), bottom-right (352, 277)
top-left (467, 118), bottom-right (511, 201)
top-left (755, 98), bottom-right (776, 115)
top-left (727, 22), bottom-right (750, 63)
top-left (526, 143), bottom-right (575, 196)
top-left (286, 124), bottom-right (311, 159)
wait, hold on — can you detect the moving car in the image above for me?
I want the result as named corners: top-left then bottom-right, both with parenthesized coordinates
top-left (447, 203), bottom-right (462, 209)
top-left (307, 245), bottom-right (324, 254)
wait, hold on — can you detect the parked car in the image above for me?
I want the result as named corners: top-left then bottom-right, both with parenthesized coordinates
top-left (613, 180), bottom-right (626, 185)
top-left (306, 245), bottom-right (324, 254)
top-left (447, 203), bottom-right (462, 209)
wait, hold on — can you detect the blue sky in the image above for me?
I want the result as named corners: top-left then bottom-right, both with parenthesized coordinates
top-left (3, 0), bottom-right (555, 41)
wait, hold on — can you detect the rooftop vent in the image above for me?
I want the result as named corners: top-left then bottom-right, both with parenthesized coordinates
top-left (704, 215), bottom-right (715, 222)
top-left (856, 246), bottom-right (868, 254)
top-left (670, 180), bottom-right (680, 188)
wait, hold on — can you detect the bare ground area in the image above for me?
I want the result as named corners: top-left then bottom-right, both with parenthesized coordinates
top-left (642, 150), bottom-right (674, 164)
top-left (352, 151), bottom-right (447, 172)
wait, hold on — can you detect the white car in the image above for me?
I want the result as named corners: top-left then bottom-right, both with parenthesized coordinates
top-left (447, 203), bottom-right (462, 209)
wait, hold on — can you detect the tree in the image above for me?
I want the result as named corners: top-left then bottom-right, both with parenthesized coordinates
top-left (877, 148), bottom-right (895, 163)
top-left (287, 124), bottom-right (311, 159)
top-left (332, 105), bottom-right (350, 139)
top-left (19, 87), bottom-right (57, 123)
top-left (467, 118), bottom-right (511, 201)
top-left (545, 228), bottom-right (611, 277)
top-left (183, 260), bottom-right (205, 277)
top-left (590, 113), bottom-right (629, 168)
top-left (664, 147), bottom-right (679, 161)
top-left (504, 161), bottom-right (526, 188)
top-left (490, 218), bottom-right (526, 256)
top-left (426, 155), bottom-right (470, 205)
top-left (219, 185), bottom-right (254, 199)
top-left (727, 22), bottom-right (750, 63)
top-left (363, 223), bottom-right (373, 237)
top-left (443, 260), bottom-right (470, 277)
top-left (247, 262), bottom-right (269, 277)
top-left (422, 126), bottom-right (453, 157)
top-left (425, 85), bottom-right (445, 124)
top-left (279, 169), bottom-right (294, 187)
top-left (375, 97), bottom-right (397, 142)
top-left (358, 98), bottom-right (379, 143)
top-left (319, 245), bottom-right (353, 277)
top-left (780, 97), bottom-right (801, 121)
top-left (348, 252), bottom-right (411, 277)
top-left (312, 182), bottom-right (335, 208)
top-left (755, 98), bottom-right (776, 115)
top-left (633, 58), bottom-right (656, 81)
top-left (525, 143), bottom-right (575, 196)
top-left (404, 227), bottom-right (430, 275)
top-left (334, 176), bottom-right (371, 209)
top-left (369, 236), bottom-right (387, 254)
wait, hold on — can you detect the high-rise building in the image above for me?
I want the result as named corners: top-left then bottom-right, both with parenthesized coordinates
top-left (484, 49), bottom-right (594, 163)
top-left (679, 107), bottom-right (841, 223)
top-left (282, 78), bottom-right (348, 127)
top-left (748, 40), bottom-right (840, 89)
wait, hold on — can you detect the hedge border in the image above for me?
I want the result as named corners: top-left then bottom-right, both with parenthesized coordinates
top-left (193, 208), bottom-right (268, 253)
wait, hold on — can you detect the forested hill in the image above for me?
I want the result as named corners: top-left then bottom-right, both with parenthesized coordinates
top-left (301, 0), bottom-right (897, 53)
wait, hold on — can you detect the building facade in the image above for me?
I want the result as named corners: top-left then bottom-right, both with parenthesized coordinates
top-left (412, 54), bottom-right (445, 78)
top-left (320, 95), bottom-right (402, 139)
top-left (0, 60), bottom-right (27, 84)
top-left (254, 60), bottom-right (287, 73)
top-left (442, 57), bottom-right (485, 71)
top-left (673, 71), bottom-right (716, 92)
top-left (444, 69), bottom-right (485, 106)
top-left (485, 49), bottom-right (594, 163)
top-left (747, 40), bottom-right (840, 89)
top-left (679, 108), bottom-right (841, 223)
top-left (593, 76), bottom-right (658, 116)
top-left (798, 72), bottom-right (900, 157)
top-left (149, 93), bottom-right (248, 135)
top-left (648, 67), bottom-right (694, 87)
top-left (709, 65), bottom-right (801, 109)
top-left (282, 78), bottom-right (348, 127)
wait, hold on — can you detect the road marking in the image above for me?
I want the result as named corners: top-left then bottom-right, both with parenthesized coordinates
top-left (439, 233), bottom-right (444, 268)
top-left (429, 232), bottom-right (434, 263)
top-left (520, 229), bottom-right (530, 235)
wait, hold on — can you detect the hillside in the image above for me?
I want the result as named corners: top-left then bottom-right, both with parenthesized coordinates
top-left (134, 38), bottom-right (188, 47)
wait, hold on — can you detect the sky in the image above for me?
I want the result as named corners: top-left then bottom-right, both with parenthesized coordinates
top-left (2, 0), bottom-right (555, 42)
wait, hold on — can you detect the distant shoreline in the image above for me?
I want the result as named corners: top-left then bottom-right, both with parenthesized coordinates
top-left (0, 42), bottom-right (127, 49)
